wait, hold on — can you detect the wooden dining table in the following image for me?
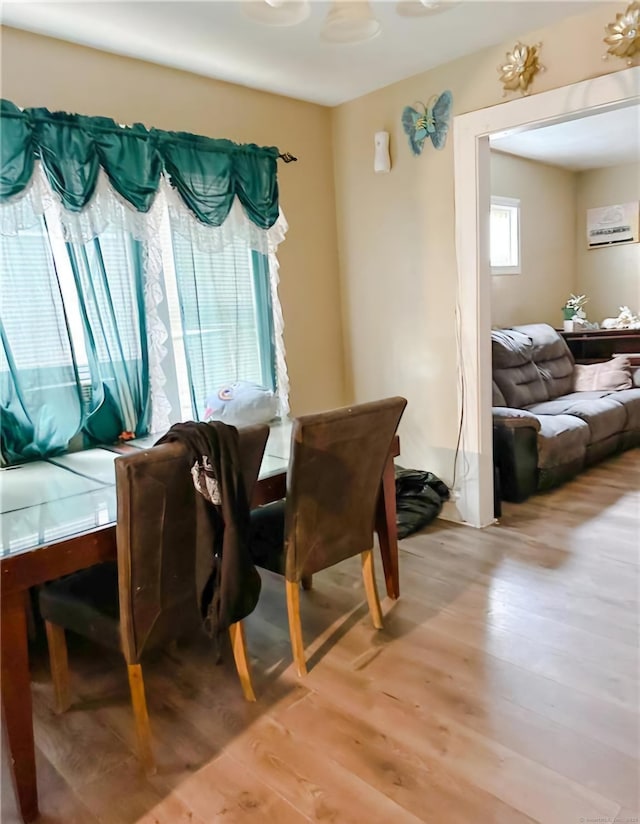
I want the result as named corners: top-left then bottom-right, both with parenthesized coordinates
top-left (0, 424), bottom-right (400, 823)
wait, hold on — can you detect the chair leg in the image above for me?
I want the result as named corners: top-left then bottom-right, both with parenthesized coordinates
top-left (228, 621), bottom-right (256, 702)
top-left (126, 664), bottom-right (155, 775)
top-left (44, 621), bottom-right (71, 714)
top-left (301, 575), bottom-right (313, 591)
top-left (361, 549), bottom-right (383, 630)
top-left (285, 579), bottom-right (307, 677)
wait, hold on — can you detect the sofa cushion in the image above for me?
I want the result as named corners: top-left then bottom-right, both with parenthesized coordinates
top-left (536, 414), bottom-right (589, 469)
top-left (494, 362), bottom-right (549, 408)
top-left (492, 328), bottom-right (533, 369)
top-left (607, 387), bottom-right (640, 431)
top-left (492, 328), bottom-right (548, 408)
top-left (573, 356), bottom-right (632, 392)
top-left (556, 387), bottom-right (640, 432)
top-left (512, 323), bottom-right (575, 399)
top-left (492, 380), bottom-right (506, 407)
top-left (532, 387), bottom-right (640, 431)
top-left (526, 396), bottom-right (627, 445)
top-left (553, 390), bottom-right (615, 402)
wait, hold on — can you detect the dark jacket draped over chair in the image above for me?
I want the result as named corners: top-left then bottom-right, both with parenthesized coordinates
top-left (156, 421), bottom-right (262, 637)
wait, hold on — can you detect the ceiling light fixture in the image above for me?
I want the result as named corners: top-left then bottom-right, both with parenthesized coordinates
top-left (242, 0), bottom-right (459, 43)
top-left (321, 0), bottom-right (381, 45)
top-left (396, 0), bottom-right (460, 17)
top-left (242, 0), bottom-right (311, 27)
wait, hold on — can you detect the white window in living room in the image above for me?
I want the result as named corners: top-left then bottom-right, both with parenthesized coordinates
top-left (491, 196), bottom-right (521, 275)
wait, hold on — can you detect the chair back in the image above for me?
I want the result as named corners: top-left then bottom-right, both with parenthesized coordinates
top-left (116, 423), bottom-right (269, 663)
top-left (283, 397), bottom-right (406, 581)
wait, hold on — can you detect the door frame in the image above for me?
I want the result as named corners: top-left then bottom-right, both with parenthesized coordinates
top-left (453, 66), bottom-right (640, 527)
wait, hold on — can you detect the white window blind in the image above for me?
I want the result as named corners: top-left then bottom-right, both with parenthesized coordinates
top-left (166, 227), bottom-right (271, 420)
top-left (0, 223), bottom-right (77, 376)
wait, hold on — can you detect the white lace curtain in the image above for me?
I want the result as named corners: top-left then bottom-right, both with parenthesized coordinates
top-left (0, 162), bottom-right (290, 432)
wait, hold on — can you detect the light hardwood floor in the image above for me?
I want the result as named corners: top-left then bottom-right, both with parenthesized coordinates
top-left (2, 450), bottom-right (639, 823)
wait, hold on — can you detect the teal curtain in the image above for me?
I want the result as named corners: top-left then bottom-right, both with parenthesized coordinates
top-left (0, 100), bottom-right (281, 227)
top-left (251, 250), bottom-right (277, 388)
top-left (0, 100), bottom-right (35, 198)
top-left (65, 232), bottom-right (151, 444)
top-left (158, 132), bottom-right (279, 228)
top-left (0, 220), bottom-right (83, 464)
top-left (0, 99), bottom-right (283, 457)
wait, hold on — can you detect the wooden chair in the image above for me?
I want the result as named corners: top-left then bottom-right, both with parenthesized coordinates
top-left (249, 397), bottom-right (407, 676)
top-left (39, 423), bottom-right (269, 773)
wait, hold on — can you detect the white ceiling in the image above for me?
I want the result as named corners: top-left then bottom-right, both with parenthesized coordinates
top-left (1, 0), bottom-right (599, 106)
top-left (490, 104), bottom-right (640, 170)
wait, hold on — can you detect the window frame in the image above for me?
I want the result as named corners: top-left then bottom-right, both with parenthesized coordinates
top-left (490, 195), bottom-right (521, 276)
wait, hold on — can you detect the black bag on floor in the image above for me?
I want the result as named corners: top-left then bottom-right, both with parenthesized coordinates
top-left (395, 466), bottom-right (450, 539)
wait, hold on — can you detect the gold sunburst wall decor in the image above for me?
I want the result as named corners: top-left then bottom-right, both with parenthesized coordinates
top-left (603, 2), bottom-right (640, 64)
top-left (498, 41), bottom-right (544, 97)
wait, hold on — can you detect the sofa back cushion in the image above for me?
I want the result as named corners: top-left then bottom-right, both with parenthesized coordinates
top-left (492, 328), bottom-right (549, 408)
top-left (492, 380), bottom-right (506, 406)
top-left (492, 323), bottom-right (576, 407)
top-left (512, 324), bottom-right (574, 400)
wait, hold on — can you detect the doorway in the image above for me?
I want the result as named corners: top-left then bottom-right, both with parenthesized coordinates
top-left (453, 66), bottom-right (640, 528)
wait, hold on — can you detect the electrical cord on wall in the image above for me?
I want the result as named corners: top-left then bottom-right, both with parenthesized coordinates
top-left (451, 195), bottom-right (471, 498)
top-left (451, 291), bottom-right (468, 494)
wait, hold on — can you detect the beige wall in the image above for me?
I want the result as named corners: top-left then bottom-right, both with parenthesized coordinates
top-left (490, 151), bottom-right (576, 329)
top-left (0, 26), bottom-right (346, 416)
top-left (332, 3), bottom-right (627, 484)
top-left (575, 162), bottom-right (640, 322)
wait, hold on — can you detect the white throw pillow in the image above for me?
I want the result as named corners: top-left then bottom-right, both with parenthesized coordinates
top-left (204, 381), bottom-right (278, 426)
top-left (572, 356), bottom-right (632, 392)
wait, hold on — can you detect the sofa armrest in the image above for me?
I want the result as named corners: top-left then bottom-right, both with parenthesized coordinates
top-left (492, 407), bottom-right (541, 431)
top-left (493, 411), bottom-right (539, 504)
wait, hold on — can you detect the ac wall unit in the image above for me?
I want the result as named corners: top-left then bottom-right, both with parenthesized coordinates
top-left (587, 202), bottom-right (639, 248)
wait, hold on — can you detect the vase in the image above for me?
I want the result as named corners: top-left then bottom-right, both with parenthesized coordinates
top-left (563, 320), bottom-right (575, 332)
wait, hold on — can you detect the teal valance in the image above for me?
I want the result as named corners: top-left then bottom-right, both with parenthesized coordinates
top-left (0, 100), bottom-right (280, 229)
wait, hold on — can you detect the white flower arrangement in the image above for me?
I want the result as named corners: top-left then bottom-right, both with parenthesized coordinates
top-left (563, 294), bottom-right (589, 321)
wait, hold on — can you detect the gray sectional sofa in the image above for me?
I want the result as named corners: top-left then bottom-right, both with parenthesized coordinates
top-left (492, 323), bottom-right (640, 502)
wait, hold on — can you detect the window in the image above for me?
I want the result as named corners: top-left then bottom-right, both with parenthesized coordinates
top-left (490, 196), bottom-right (520, 275)
top-left (2, 208), bottom-right (278, 454)
top-left (159, 215), bottom-right (276, 422)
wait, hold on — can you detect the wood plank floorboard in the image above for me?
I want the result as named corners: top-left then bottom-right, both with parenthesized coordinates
top-left (2, 449), bottom-right (638, 822)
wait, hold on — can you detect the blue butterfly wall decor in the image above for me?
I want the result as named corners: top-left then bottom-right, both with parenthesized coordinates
top-left (402, 90), bottom-right (453, 156)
